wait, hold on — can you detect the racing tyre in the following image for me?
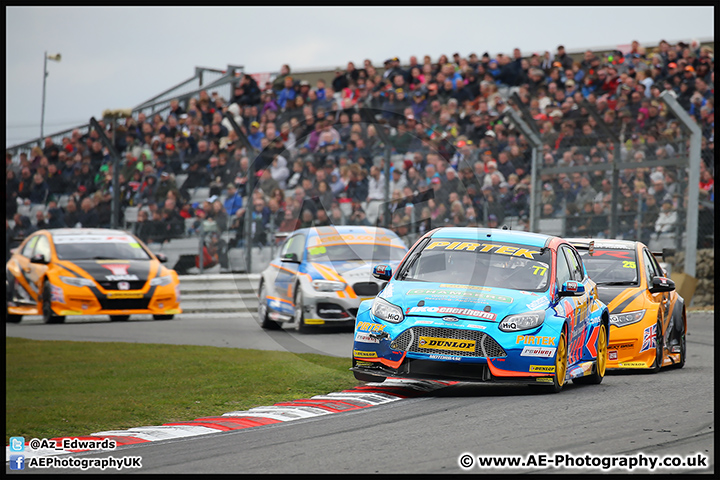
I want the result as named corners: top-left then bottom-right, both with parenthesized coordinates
top-left (650, 319), bottom-right (664, 373)
top-left (574, 322), bottom-right (607, 385)
top-left (673, 333), bottom-right (686, 369)
top-left (42, 281), bottom-right (65, 324)
top-left (546, 329), bottom-right (568, 393)
top-left (294, 288), bottom-right (310, 334)
top-left (258, 282), bottom-right (281, 330)
top-left (153, 314), bottom-right (174, 320)
top-left (110, 315), bottom-right (130, 321)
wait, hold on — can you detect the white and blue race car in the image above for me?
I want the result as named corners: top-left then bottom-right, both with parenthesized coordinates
top-left (258, 226), bottom-right (408, 333)
top-left (351, 227), bottom-right (610, 393)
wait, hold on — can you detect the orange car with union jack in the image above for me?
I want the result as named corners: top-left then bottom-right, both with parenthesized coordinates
top-left (566, 238), bottom-right (686, 371)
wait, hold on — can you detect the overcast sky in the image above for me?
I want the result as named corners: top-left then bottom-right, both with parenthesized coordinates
top-left (5, 6), bottom-right (714, 148)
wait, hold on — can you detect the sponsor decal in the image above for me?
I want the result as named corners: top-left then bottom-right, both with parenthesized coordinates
top-left (516, 335), bottom-right (556, 346)
top-left (610, 342), bottom-right (635, 350)
top-left (355, 360), bottom-right (374, 367)
top-left (354, 350), bottom-right (378, 358)
top-left (315, 233), bottom-right (393, 245)
top-left (639, 324), bottom-right (657, 353)
top-left (356, 321), bottom-right (385, 333)
top-left (619, 361), bottom-right (647, 368)
top-left (428, 354), bottom-right (463, 361)
top-left (425, 241), bottom-right (541, 259)
top-left (101, 264), bottom-right (140, 281)
top-left (526, 297), bottom-right (549, 310)
top-left (535, 377), bottom-right (554, 383)
top-left (608, 350), bottom-right (618, 361)
top-left (107, 292), bottom-right (144, 299)
top-left (520, 346), bottom-right (556, 358)
top-left (53, 235), bottom-right (135, 244)
top-left (418, 336), bottom-right (476, 352)
top-left (439, 284), bottom-right (491, 291)
top-left (465, 324), bottom-right (487, 330)
top-left (355, 333), bottom-right (380, 344)
top-left (407, 306), bottom-right (497, 321)
top-left (415, 320), bottom-right (436, 324)
top-left (566, 281), bottom-right (578, 292)
top-left (591, 243), bottom-right (634, 250)
top-left (407, 289), bottom-right (513, 304)
top-left (529, 365), bottom-right (555, 373)
top-left (117, 281), bottom-right (130, 290)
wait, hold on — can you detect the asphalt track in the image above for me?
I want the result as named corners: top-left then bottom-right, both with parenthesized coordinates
top-left (5, 310), bottom-right (714, 474)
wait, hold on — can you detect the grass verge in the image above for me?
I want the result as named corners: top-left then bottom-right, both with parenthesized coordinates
top-left (6, 337), bottom-right (359, 444)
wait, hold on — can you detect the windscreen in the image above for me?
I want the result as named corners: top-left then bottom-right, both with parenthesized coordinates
top-left (53, 235), bottom-right (151, 261)
top-left (577, 248), bottom-right (639, 286)
top-left (307, 243), bottom-right (406, 263)
top-left (399, 238), bottom-right (552, 292)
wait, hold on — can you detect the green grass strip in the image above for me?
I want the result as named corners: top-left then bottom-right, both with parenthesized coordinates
top-left (6, 337), bottom-right (359, 443)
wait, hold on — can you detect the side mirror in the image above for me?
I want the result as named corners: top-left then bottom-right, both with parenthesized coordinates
top-left (372, 264), bottom-right (392, 281)
top-left (30, 254), bottom-right (49, 265)
top-left (281, 253), bottom-right (301, 264)
top-left (558, 280), bottom-right (585, 297)
top-left (156, 253), bottom-right (168, 263)
top-left (649, 276), bottom-right (675, 293)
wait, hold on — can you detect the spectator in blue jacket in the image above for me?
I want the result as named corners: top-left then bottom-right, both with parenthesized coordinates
top-left (223, 183), bottom-right (244, 216)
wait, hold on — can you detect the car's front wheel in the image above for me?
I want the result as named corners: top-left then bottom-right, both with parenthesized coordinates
top-left (574, 322), bottom-right (607, 385)
top-left (546, 328), bottom-right (567, 393)
top-left (259, 282), bottom-right (281, 330)
top-left (42, 281), bottom-right (65, 324)
top-left (294, 288), bottom-right (310, 334)
top-left (650, 319), bottom-right (664, 373)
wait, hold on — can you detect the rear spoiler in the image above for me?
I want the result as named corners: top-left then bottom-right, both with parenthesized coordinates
top-left (569, 240), bottom-right (594, 255)
top-left (652, 248), bottom-right (675, 260)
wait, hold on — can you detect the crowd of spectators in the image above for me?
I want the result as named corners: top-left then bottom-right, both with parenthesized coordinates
top-left (6, 38), bottom-right (715, 256)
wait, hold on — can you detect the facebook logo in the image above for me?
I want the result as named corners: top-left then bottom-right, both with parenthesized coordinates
top-left (9, 454), bottom-right (25, 470)
top-left (9, 436), bottom-right (25, 452)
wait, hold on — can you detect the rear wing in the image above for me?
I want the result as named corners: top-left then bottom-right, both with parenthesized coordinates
top-left (651, 248), bottom-right (675, 260)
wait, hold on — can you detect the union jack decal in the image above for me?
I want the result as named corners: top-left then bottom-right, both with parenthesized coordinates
top-left (639, 324), bottom-right (657, 353)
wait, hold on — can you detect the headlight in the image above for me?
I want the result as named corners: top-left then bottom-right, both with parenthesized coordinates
top-left (150, 275), bottom-right (173, 287)
top-left (311, 280), bottom-right (346, 292)
top-left (371, 297), bottom-right (404, 323)
top-left (498, 311), bottom-right (546, 332)
top-left (609, 309), bottom-right (645, 327)
top-left (60, 276), bottom-right (95, 287)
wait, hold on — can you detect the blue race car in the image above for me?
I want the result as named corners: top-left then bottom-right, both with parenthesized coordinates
top-left (351, 227), bottom-right (609, 392)
top-left (258, 226), bottom-right (408, 332)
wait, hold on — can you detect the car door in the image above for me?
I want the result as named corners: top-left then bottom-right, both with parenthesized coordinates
top-left (27, 234), bottom-right (52, 293)
top-left (14, 234), bottom-right (41, 303)
top-left (561, 245), bottom-right (589, 365)
top-left (642, 247), bottom-right (668, 335)
top-left (274, 233), bottom-right (307, 306)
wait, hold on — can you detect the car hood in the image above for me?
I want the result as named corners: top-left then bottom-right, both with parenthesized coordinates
top-left (595, 284), bottom-right (643, 313)
top-left (303, 260), bottom-right (401, 284)
top-left (379, 280), bottom-right (551, 323)
top-left (60, 259), bottom-right (155, 282)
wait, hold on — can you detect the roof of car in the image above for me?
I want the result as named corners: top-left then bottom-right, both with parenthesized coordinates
top-left (429, 227), bottom-right (555, 248)
top-left (301, 226), bottom-right (399, 238)
top-left (48, 228), bottom-right (133, 238)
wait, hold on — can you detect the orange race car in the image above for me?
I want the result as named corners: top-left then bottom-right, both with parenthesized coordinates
top-left (566, 238), bottom-right (686, 371)
top-left (6, 228), bottom-right (181, 323)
